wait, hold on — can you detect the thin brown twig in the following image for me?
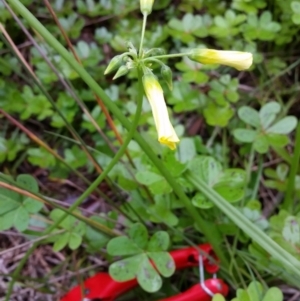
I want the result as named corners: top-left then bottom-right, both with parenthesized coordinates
top-left (0, 23), bottom-right (35, 79)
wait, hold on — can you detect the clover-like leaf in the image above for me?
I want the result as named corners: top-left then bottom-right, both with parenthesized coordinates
top-left (262, 287), bottom-right (283, 301)
top-left (238, 106), bottom-right (260, 127)
top-left (203, 102), bottom-right (234, 127)
top-left (53, 232), bottom-right (69, 252)
top-left (253, 135), bottom-right (269, 153)
top-left (128, 223), bottom-right (148, 249)
top-left (137, 255), bottom-right (162, 292)
top-left (259, 101), bottom-right (281, 129)
top-left (14, 206), bottom-right (29, 232)
top-left (266, 116), bottom-right (297, 134)
top-left (109, 254), bottom-right (142, 282)
top-left (136, 171), bottom-right (172, 195)
top-left (147, 231), bottom-right (170, 252)
top-left (192, 192), bottom-right (214, 209)
top-left (107, 236), bottom-right (142, 256)
top-left (148, 201), bottom-right (179, 226)
top-left (148, 252), bottom-right (175, 277)
top-left (0, 174), bottom-right (43, 232)
top-left (233, 129), bottom-right (257, 143)
top-left (247, 281), bottom-right (264, 300)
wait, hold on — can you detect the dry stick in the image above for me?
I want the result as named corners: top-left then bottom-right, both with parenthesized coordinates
top-left (0, 23), bottom-right (35, 78)
top-left (43, 0), bottom-right (134, 166)
top-left (0, 230), bottom-right (65, 257)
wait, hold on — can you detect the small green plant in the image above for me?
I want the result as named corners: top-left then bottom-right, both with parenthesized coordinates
top-left (107, 223), bottom-right (175, 292)
top-left (233, 102), bottom-right (297, 153)
top-left (0, 174), bottom-right (43, 231)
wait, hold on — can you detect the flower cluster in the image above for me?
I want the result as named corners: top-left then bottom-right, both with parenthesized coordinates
top-left (104, 0), bottom-right (253, 150)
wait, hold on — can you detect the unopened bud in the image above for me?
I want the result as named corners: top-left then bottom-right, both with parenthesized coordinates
top-left (140, 0), bottom-right (155, 15)
top-left (113, 65), bottom-right (129, 80)
top-left (104, 55), bottom-right (122, 75)
top-left (188, 49), bottom-right (253, 71)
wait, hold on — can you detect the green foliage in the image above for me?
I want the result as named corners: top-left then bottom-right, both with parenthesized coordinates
top-left (233, 102), bottom-right (297, 153)
top-left (1, 0), bottom-right (300, 299)
top-left (107, 223), bottom-right (175, 292)
top-left (49, 208), bottom-right (86, 251)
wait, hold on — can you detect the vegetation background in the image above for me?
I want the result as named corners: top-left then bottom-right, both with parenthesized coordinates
top-left (0, 0), bottom-right (300, 300)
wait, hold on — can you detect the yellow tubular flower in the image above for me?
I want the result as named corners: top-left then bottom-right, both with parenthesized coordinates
top-left (140, 0), bottom-right (155, 15)
top-left (188, 49), bottom-right (253, 71)
top-left (142, 74), bottom-right (179, 150)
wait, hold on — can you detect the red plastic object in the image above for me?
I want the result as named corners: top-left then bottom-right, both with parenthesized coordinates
top-left (159, 279), bottom-right (229, 301)
top-left (60, 244), bottom-right (228, 301)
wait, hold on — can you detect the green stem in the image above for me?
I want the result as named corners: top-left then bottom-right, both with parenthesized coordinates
top-left (186, 171), bottom-right (300, 281)
top-left (282, 121), bottom-right (300, 212)
top-left (147, 53), bottom-right (187, 60)
top-left (144, 57), bottom-right (165, 67)
top-left (139, 13), bottom-right (147, 57)
top-left (205, 127), bottom-right (220, 149)
top-left (251, 154), bottom-right (263, 200)
top-left (7, 0), bottom-right (228, 266)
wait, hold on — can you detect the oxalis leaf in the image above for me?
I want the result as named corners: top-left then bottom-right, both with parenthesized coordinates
top-left (107, 236), bottom-right (142, 256)
top-left (0, 174), bottom-right (42, 232)
top-left (128, 223), bottom-right (148, 249)
top-left (238, 106), bottom-right (260, 127)
top-left (147, 231), bottom-right (170, 251)
top-left (109, 253), bottom-right (163, 292)
top-left (266, 116), bottom-right (297, 134)
top-left (148, 251), bottom-right (175, 277)
top-left (108, 226), bottom-right (172, 293)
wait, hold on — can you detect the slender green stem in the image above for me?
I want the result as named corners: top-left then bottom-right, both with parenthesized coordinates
top-left (146, 53), bottom-right (187, 60)
top-left (205, 127), bottom-right (220, 149)
top-left (7, 0), bottom-right (228, 266)
top-left (186, 171), bottom-right (300, 281)
top-left (144, 57), bottom-right (165, 67)
top-left (251, 154), bottom-right (263, 200)
top-left (282, 121), bottom-right (300, 212)
top-left (253, 57), bottom-right (300, 93)
top-left (242, 144), bottom-right (255, 205)
top-left (139, 13), bottom-right (147, 57)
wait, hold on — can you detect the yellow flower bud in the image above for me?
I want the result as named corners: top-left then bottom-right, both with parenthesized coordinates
top-left (188, 49), bottom-right (253, 71)
top-left (142, 74), bottom-right (179, 150)
top-left (140, 0), bottom-right (155, 15)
